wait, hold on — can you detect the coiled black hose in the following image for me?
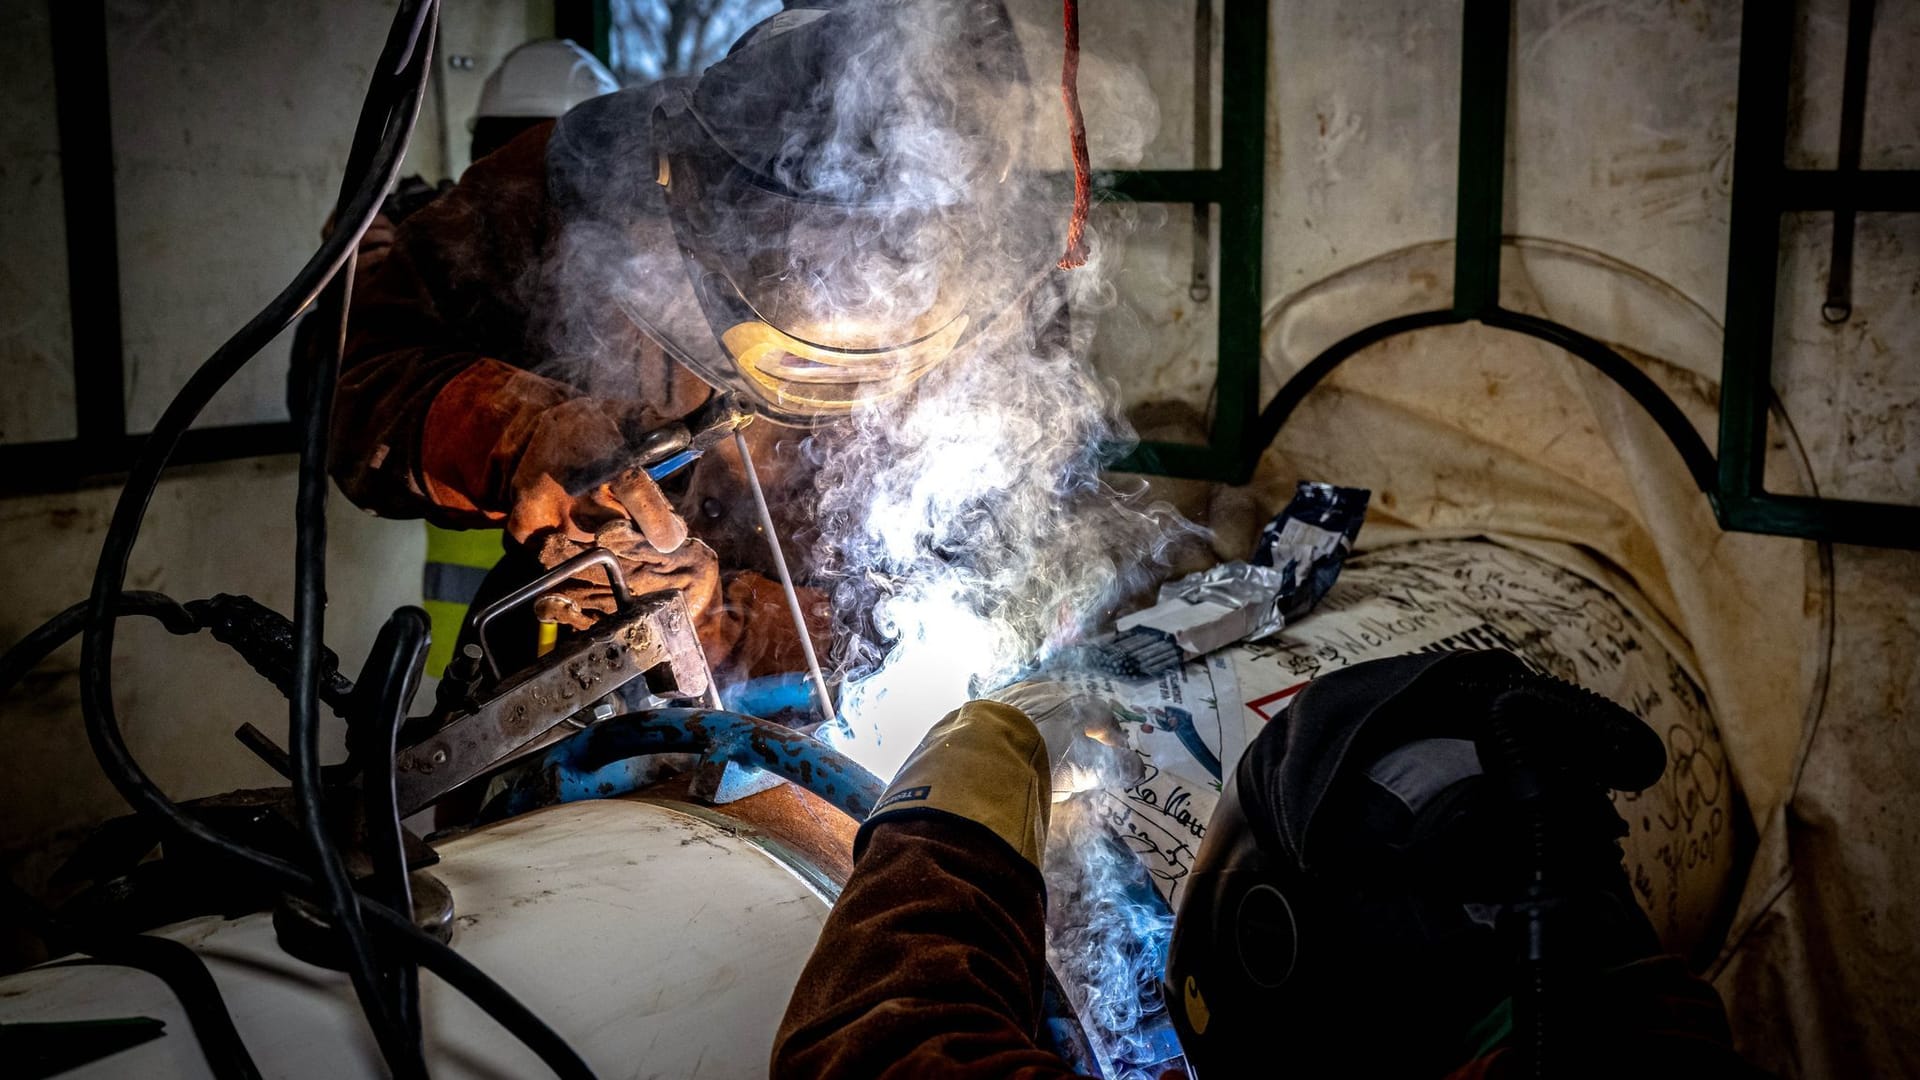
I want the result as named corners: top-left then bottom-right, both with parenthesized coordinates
top-left (2, 879), bottom-right (264, 1080)
top-left (1483, 686), bottom-right (1556, 1080)
top-left (352, 608), bottom-right (433, 1047)
top-left (8, 608), bottom-right (593, 1077)
top-left (295, 261), bottom-right (423, 1078)
top-left (1474, 669), bottom-right (1665, 1080)
top-left (76, 3), bottom-right (434, 1067)
top-left (0, 593), bottom-right (195, 692)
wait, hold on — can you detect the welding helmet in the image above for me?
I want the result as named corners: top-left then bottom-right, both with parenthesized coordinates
top-left (651, 2), bottom-right (1060, 424)
top-left (1164, 651), bottom-right (1667, 1076)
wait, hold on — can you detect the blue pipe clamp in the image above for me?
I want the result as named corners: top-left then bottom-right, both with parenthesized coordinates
top-left (483, 708), bottom-right (882, 822)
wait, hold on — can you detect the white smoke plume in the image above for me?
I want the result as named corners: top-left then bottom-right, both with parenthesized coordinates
top-left (798, 203), bottom-right (1196, 776)
top-left (786, 2), bottom-right (1188, 779)
top-left (773, 15), bottom-right (1199, 1071)
top-left (544, 2), bottom-right (1194, 1066)
top-left (1044, 786), bottom-right (1182, 1079)
top-left (807, 291), bottom-right (1193, 776)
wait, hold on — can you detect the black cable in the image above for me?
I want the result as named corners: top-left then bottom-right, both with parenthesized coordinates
top-left (295, 256), bottom-right (422, 1078)
top-left (0, 593), bottom-right (195, 694)
top-left (77, 6), bottom-right (430, 866)
top-left (0, 602), bottom-right (259, 1080)
top-left (278, 4), bottom-right (445, 1065)
top-left (350, 608), bottom-right (432, 1053)
top-left (73, 1), bottom-right (432, 1064)
top-left (367, 905), bottom-right (594, 1079)
top-left (61, 0), bottom-right (593, 1073)
top-left (1, 880), bottom-right (262, 1080)
top-left (1484, 688), bottom-right (1553, 1080)
top-left (6, 611), bottom-right (592, 1077)
top-left (1471, 671), bottom-right (1660, 1080)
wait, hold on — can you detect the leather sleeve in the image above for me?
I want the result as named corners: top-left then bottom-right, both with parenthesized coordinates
top-left (773, 815), bottom-right (1090, 1080)
top-left (329, 121), bottom-right (572, 524)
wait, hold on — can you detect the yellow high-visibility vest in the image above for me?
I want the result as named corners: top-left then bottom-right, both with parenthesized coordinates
top-left (422, 523), bottom-right (504, 678)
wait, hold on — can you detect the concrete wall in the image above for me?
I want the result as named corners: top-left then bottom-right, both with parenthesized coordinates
top-left (0, 1), bottom-right (76, 446)
top-left (0, 0), bottom-right (538, 898)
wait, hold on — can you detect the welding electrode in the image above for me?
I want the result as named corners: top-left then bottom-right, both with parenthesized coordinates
top-left (1098, 629), bottom-right (1184, 678)
top-left (735, 429), bottom-right (835, 724)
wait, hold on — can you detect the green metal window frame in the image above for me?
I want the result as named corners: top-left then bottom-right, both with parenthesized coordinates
top-left (1244, 0), bottom-right (1719, 509)
top-left (555, 0), bottom-right (611, 66)
top-left (0, 3), bottom-right (300, 495)
top-left (1107, 0), bottom-right (1722, 508)
top-left (1096, 1), bottom-right (1270, 483)
top-left (1715, 0), bottom-right (1920, 545)
top-left (1238, 0), bottom-right (1914, 549)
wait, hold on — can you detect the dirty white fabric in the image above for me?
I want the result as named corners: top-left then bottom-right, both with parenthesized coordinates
top-left (1229, 538), bottom-right (1742, 960)
top-left (1216, 239), bottom-right (1916, 1078)
top-left (1252, 242), bottom-right (1823, 830)
top-left (1059, 536), bottom-right (1742, 960)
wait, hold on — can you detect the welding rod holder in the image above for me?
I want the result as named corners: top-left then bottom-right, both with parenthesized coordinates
top-left (561, 390), bottom-right (752, 497)
top-left (467, 548), bottom-right (633, 682)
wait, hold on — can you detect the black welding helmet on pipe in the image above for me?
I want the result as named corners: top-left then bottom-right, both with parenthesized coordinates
top-left (1164, 651), bottom-right (1668, 1076)
top-left (650, 1), bottom-right (1060, 425)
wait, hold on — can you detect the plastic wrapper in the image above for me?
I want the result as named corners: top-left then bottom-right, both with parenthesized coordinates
top-left (1104, 482), bottom-right (1370, 673)
top-left (1253, 480), bottom-right (1370, 622)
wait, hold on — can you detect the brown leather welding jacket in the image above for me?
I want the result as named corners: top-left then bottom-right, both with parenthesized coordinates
top-left (328, 104), bottom-right (833, 682)
top-left (776, 802), bottom-right (1761, 1079)
top-left (331, 117), bottom-right (712, 526)
top-left (774, 814), bottom-right (1089, 1079)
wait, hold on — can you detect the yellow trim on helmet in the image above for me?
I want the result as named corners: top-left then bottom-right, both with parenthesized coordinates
top-left (1183, 976), bottom-right (1211, 1035)
top-left (719, 316), bottom-right (968, 412)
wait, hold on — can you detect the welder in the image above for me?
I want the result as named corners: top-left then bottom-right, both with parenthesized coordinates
top-left (293, 38), bottom-right (622, 678)
top-left (328, 0), bottom-right (1057, 682)
top-left (774, 652), bottom-right (1768, 1078)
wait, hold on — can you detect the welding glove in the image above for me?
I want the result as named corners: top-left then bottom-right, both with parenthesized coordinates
top-left (860, 699), bottom-right (1054, 869)
top-left (420, 362), bottom-right (691, 549)
top-left (860, 683), bottom-right (1132, 870)
top-left (988, 680), bottom-right (1138, 799)
top-left (501, 396), bottom-right (691, 552)
top-left (532, 531), bottom-right (829, 682)
top-left (529, 519), bottom-right (723, 634)
top-left (420, 361), bottom-right (720, 627)
top-left (510, 397), bottom-right (725, 642)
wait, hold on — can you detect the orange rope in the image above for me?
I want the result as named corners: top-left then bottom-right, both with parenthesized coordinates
top-left (1057, 0), bottom-right (1091, 270)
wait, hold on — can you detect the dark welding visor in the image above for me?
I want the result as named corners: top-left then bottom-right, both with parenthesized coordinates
top-left (642, 0), bottom-right (1055, 425)
top-left (656, 94), bottom-right (1051, 424)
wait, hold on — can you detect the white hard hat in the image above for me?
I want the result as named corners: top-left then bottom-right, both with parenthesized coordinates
top-left (474, 39), bottom-right (619, 121)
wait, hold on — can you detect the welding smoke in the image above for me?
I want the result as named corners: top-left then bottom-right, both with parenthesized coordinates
top-left (534, 0), bottom-right (1190, 1065)
top-left (782, 10), bottom-right (1196, 1063)
top-left (809, 302), bottom-right (1191, 776)
top-left (780, 3), bottom-right (1187, 779)
top-left (531, 1), bottom-right (1183, 773)
top-left (1044, 763), bottom-right (1182, 1079)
